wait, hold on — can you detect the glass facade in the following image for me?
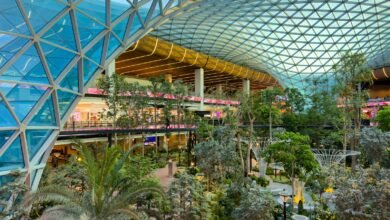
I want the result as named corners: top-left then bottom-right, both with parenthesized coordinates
top-left (0, 0), bottom-right (188, 188)
top-left (152, 0), bottom-right (390, 91)
top-left (0, 0), bottom-right (389, 188)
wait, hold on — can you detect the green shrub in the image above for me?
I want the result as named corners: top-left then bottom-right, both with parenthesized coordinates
top-left (250, 175), bottom-right (270, 187)
top-left (266, 167), bottom-right (274, 175)
top-left (252, 166), bottom-right (259, 172)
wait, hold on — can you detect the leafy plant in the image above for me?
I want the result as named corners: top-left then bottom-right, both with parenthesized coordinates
top-left (24, 145), bottom-right (164, 219)
top-left (168, 172), bottom-right (209, 220)
top-left (375, 107), bottom-right (390, 131)
top-left (232, 182), bottom-right (276, 220)
top-left (359, 127), bottom-right (388, 165)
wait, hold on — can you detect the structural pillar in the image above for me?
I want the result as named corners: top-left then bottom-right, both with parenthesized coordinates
top-left (195, 68), bottom-right (204, 110)
top-left (243, 79), bottom-right (250, 96)
top-left (106, 60), bottom-right (116, 76)
top-left (165, 74), bottom-right (172, 83)
top-left (216, 84), bottom-right (223, 97)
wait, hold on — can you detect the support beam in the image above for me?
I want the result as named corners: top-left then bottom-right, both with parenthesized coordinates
top-left (243, 79), bottom-right (250, 95)
top-left (195, 68), bottom-right (204, 110)
top-left (106, 59), bottom-right (116, 76)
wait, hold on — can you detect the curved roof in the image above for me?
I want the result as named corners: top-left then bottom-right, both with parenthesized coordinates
top-left (152, 0), bottom-right (390, 89)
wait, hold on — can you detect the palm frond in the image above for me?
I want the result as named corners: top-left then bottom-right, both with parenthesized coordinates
top-left (23, 185), bottom-right (81, 209)
top-left (38, 204), bottom-right (85, 220)
top-left (106, 208), bottom-right (140, 220)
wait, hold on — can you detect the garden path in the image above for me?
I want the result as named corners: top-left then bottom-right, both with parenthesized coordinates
top-left (153, 162), bottom-right (178, 189)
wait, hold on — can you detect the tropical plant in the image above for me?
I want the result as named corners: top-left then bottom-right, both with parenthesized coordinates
top-left (262, 132), bottom-right (318, 180)
top-left (284, 87), bottom-right (305, 113)
top-left (333, 52), bottom-right (371, 167)
top-left (0, 171), bottom-right (29, 219)
top-left (305, 86), bottom-right (342, 147)
top-left (194, 126), bottom-right (241, 190)
top-left (359, 127), bottom-right (389, 165)
top-left (375, 107), bottom-right (390, 131)
top-left (326, 164), bottom-right (390, 219)
top-left (167, 172), bottom-right (209, 220)
top-left (238, 89), bottom-right (281, 176)
top-left (232, 182), bottom-right (276, 220)
top-left (24, 145), bottom-right (164, 219)
top-left (96, 74), bottom-right (128, 145)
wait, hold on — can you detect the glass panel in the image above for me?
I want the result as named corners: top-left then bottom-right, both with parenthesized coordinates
top-left (29, 94), bottom-right (56, 126)
top-left (113, 17), bottom-right (128, 41)
top-left (0, 136), bottom-right (24, 172)
top-left (77, 0), bottom-right (106, 24)
top-left (0, 83), bottom-right (47, 121)
top-left (0, 0), bottom-right (30, 35)
top-left (0, 37), bottom-right (28, 70)
top-left (0, 97), bottom-right (17, 127)
top-left (0, 44), bottom-right (49, 84)
top-left (41, 13), bottom-right (77, 51)
top-left (0, 174), bottom-right (15, 186)
top-left (59, 65), bottom-right (79, 92)
top-left (162, 0), bottom-right (171, 10)
top-left (138, 1), bottom-right (151, 23)
top-left (83, 58), bottom-right (99, 85)
top-left (151, 2), bottom-right (162, 19)
top-left (75, 10), bottom-right (105, 48)
top-left (57, 90), bottom-right (77, 119)
top-left (40, 42), bottom-right (75, 80)
top-left (85, 37), bottom-right (104, 65)
top-left (0, 130), bottom-right (14, 148)
top-left (21, 0), bottom-right (66, 33)
top-left (106, 34), bottom-right (121, 59)
top-left (25, 129), bottom-right (52, 160)
top-left (111, 0), bottom-right (131, 22)
top-left (129, 13), bottom-right (143, 36)
top-left (5, 86), bottom-right (42, 121)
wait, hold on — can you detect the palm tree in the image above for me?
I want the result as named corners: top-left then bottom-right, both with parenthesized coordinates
top-left (24, 145), bottom-right (164, 220)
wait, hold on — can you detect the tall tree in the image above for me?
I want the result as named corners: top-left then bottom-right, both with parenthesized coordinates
top-left (261, 87), bottom-right (283, 141)
top-left (262, 132), bottom-right (318, 197)
top-left (333, 52), bottom-right (371, 167)
top-left (97, 74), bottom-right (128, 145)
top-left (168, 173), bottom-right (209, 220)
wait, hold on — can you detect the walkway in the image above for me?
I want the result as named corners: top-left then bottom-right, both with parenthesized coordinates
top-left (153, 162), bottom-right (179, 189)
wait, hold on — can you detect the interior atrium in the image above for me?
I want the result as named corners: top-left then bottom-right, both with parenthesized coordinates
top-left (0, 0), bottom-right (389, 219)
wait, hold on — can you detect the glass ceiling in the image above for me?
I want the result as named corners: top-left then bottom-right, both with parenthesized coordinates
top-left (0, 0), bottom-right (187, 188)
top-left (152, 0), bottom-right (390, 90)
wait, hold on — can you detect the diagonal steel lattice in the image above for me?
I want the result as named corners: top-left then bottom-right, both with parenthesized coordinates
top-left (0, 0), bottom-right (389, 189)
top-left (152, 0), bottom-right (390, 92)
top-left (0, 0), bottom-right (195, 189)
top-left (311, 148), bottom-right (361, 167)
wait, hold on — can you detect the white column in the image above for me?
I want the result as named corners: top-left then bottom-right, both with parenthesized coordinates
top-left (106, 60), bottom-right (116, 77)
top-left (243, 79), bottom-right (250, 96)
top-left (195, 68), bottom-right (204, 110)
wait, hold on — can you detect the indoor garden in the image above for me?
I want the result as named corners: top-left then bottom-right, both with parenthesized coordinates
top-left (0, 53), bottom-right (389, 220)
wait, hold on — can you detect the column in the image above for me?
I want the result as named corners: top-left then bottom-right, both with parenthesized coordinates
top-left (195, 68), bottom-right (204, 110)
top-left (243, 79), bottom-right (250, 96)
top-left (216, 84), bottom-right (223, 97)
top-left (106, 59), bottom-right (116, 76)
top-left (164, 74), bottom-right (172, 83)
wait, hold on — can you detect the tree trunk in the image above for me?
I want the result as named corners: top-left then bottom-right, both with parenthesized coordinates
top-left (269, 103), bottom-right (273, 141)
top-left (246, 118), bottom-right (255, 176)
top-left (237, 134), bottom-right (245, 174)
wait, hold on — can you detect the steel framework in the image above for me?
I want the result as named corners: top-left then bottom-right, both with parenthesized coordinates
top-left (153, 0), bottom-right (390, 92)
top-left (311, 148), bottom-right (361, 167)
top-left (0, 0), bottom-right (195, 189)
